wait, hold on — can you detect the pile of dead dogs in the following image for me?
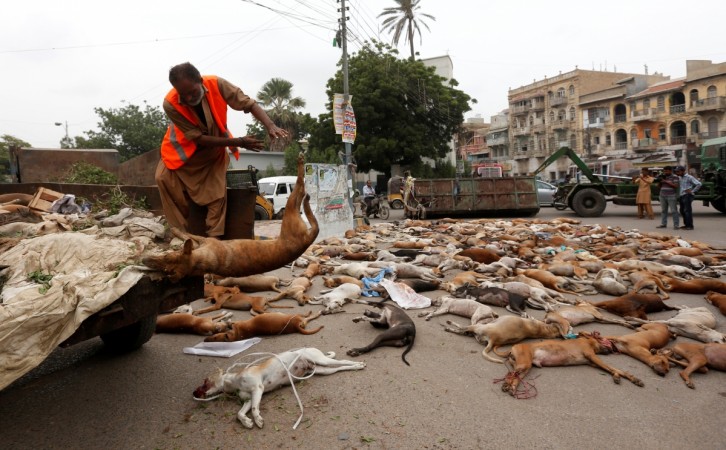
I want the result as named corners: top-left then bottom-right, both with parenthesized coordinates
top-left (159, 215), bottom-right (726, 413)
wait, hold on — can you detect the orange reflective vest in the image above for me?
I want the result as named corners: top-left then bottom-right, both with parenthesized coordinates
top-left (160, 75), bottom-right (238, 170)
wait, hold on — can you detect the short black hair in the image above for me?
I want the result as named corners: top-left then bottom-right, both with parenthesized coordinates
top-left (662, 166), bottom-right (672, 171)
top-left (169, 62), bottom-right (202, 85)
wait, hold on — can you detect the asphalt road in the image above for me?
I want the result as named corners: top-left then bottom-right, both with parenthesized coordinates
top-left (1, 202), bottom-right (724, 450)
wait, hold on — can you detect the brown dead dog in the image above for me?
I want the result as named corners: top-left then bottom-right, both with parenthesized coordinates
top-left (142, 153), bottom-right (319, 282)
top-left (627, 270), bottom-right (671, 299)
top-left (705, 291), bottom-right (726, 316)
top-left (660, 275), bottom-right (726, 295)
top-left (658, 343), bottom-right (726, 389)
top-left (194, 291), bottom-right (293, 315)
top-left (605, 323), bottom-right (675, 376)
top-left (443, 314), bottom-right (571, 363)
top-left (347, 300), bottom-right (416, 366)
top-left (203, 284), bottom-right (240, 298)
top-left (441, 271), bottom-right (485, 293)
top-left (592, 293), bottom-right (678, 320)
top-left (156, 311), bottom-right (233, 336)
top-left (455, 247), bottom-right (501, 264)
top-left (517, 268), bottom-right (596, 295)
top-left (418, 295), bottom-right (498, 325)
top-left (322, 275), bottom-right (364, 289)
top-left (213, 275), bottom-right (282, 293)
top-left (501, 332), bottom-right (644, 396)
top-left (204, 311), bottom-right (323, 342)
top-left (546, 302), bottom-right (634, 329)
top-left (270, 277), bottom-right (314, 306)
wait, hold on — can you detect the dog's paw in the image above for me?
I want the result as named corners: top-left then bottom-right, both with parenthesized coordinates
top-left (346, 349), bottom-right (361, 357)
top-left (238, 414), bottom-right (254, 429)
top-left (254, 415), bottom-right (264, 428)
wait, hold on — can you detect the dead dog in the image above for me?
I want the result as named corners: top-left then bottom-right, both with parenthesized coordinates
top-left (347, 300), bottom-right (416, 365)
top-left (192, 348), bottom-right (365, 428)
top-left (142, 153), bottom-right (319, 281)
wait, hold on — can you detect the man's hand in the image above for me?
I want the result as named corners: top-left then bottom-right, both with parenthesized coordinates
top-left (235, 136), bottom-right (264, 152)
top-left (267, 125), bottom-right (289, 141)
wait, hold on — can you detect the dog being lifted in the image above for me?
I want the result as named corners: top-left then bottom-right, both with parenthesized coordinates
top-left (192, 348), bottom-right (365, 428)
top-left (142, 153), bottom-right (319, 282)
top-left (347, 300), bottom-right (416, 366)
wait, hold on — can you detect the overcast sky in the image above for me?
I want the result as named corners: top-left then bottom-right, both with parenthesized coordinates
top-left (2, 0), bottom-right (725, 148)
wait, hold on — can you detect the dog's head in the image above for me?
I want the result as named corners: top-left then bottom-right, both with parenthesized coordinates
top-left (204, 329), bottom-right (236, 342)
top-left (192, 368), bottom-right (224, 400)
top-left (142, 239), bottom-right (195, 282)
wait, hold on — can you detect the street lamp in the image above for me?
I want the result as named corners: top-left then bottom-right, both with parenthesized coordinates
top-left (55, 121), bottom-right (70, 148)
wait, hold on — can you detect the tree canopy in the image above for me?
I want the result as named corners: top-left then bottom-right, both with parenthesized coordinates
top-left (72, 102), bottom-right (167, 162)
top-left (309, 41), bottom-right (471, 176)
top-left (379, 0), bottom-right (435, 59)
top-left (0, 134), bottom-right (30, 182)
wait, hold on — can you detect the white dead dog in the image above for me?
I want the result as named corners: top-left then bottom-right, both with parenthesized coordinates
top-left (418, 295), bottom-right (498, 325)
top-left (309, 283), bottom-right (363, 314)
top-left (192, 348), bottom-right (365, 429)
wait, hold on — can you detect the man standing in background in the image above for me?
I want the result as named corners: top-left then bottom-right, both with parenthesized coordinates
top-left (675, 165), bottom-right (701, 231)
top-left (656, 166), bottom-right (680, 230)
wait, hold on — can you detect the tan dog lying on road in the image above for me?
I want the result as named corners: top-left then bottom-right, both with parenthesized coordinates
top-left (194, 291), bottom-right (293, 315)
top-left (501, 332), bottom-right (644, 396)
top-left (705, 291), bottom-right (726, 316)
top-left (546, 302), bottom-right (634, 328)
top-left (592, 293), bottom-right (678, 320)
top-left (192, 348), bottom-right (365, 428)
top-left (443, 314), bottom-right (571, 363)
top-left (606, 323), bottom-right (674, 376)
top-left (213, 274), bottom-right (282, 293)
top-left (659, 343), bottom-right (726, 389)
top-left (625, 307), bottom-right (725, 343)
top-left (142, 153), bottom-right (319, 281)
top-left (270, 276), bottom-right (314, 306)
top-left (204, 311), bottom-right (323, 342)
top-left (155, 311), bottom-right (233, 336)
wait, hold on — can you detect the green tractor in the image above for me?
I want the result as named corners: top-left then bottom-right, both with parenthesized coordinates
top-left (534, 145), bottom-right (726, 217)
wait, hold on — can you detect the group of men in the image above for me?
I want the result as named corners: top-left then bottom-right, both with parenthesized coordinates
top-left (654, 165), bottom-right (702, 231)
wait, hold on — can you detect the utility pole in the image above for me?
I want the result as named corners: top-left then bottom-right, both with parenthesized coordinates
top-left (338, 0), bottom-right (354, 211)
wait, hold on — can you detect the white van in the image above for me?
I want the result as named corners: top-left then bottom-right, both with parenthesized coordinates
top-left (257, 176), bottom-right (297, 219)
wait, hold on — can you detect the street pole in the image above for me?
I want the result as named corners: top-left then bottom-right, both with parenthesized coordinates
top-left (338, 0), bottom-right (354, 212)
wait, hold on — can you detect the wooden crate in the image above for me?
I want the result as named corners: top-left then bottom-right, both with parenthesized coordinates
top-left (28, 188), bottom-right (65, 212)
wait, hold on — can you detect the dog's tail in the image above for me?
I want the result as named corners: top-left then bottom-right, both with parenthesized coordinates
top-left (401, 332), bottom-right (415, 366)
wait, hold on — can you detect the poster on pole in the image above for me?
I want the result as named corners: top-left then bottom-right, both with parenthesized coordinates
top-left (333, 93), bottom-right (352, 135)
top-left (342, 102), bottom-right (356, 144)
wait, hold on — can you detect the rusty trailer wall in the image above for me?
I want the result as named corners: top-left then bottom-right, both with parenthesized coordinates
top-left (411, 177), bottom-right (540, 217)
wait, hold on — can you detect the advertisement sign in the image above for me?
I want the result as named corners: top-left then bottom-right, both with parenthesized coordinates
top-left (342, 102), bottom-right (356, 144)
top-left (333, 93), bottom-right (352, 135)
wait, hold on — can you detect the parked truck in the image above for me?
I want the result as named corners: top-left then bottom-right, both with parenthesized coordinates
top-left (535, 146), bottom-right (726, 217)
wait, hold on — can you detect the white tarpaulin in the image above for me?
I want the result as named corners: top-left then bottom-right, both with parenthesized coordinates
top-left (0, 233), bottom-right (147, 390)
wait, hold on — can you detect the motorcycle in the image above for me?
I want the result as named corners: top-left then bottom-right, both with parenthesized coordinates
top-left (361, 193), bottom-right (390, 220)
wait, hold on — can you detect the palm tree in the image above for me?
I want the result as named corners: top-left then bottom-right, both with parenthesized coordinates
top-left (378, 0), bottom-right (435, 60)
top-left (256, 78), bottom-right (306, 151)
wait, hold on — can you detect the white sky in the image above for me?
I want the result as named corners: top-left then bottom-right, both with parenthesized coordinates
top-left (2, 0), bottom-right (725, 148)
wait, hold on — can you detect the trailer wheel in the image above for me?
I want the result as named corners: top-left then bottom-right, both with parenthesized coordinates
top-left (712, 196), bottom-right (726, 214)
top-left (390, 199), bottom-right (404, 210)
top-left (571, 188), bottom-right (606, 217)
top-left (100, 313), bottom-right (157, 353)
top-left (254, 205), bottom-right (270, 220)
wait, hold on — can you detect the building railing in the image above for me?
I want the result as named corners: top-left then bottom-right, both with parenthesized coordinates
top-left (511, 105), bottom-right (528, 114)
top-left (671, 136), bottom-right (687, 145)
top-left (614, 114), bottom-right (627, 123)
top-left (512, 126), bottom-right (530, 136)
top-left (550, 96), bottom-right (568, 107)
top-left (670, 104), bottom-right (686, 114)
top-left (691, 96), bottom-right (726, 112)
top-left (487, 135), bottom-right (509, 145)
top-left (631, 108), bottom-right (658, 121)
top-left (698, 130), bottom-right (726, 139)
top-left (632, 138), bottom-right (657, 149)
top-left (614, 142), bottom-right (628, 150)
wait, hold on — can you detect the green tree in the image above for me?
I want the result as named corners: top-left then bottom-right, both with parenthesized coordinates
top-left (73, 102), bottom-right (167, 162)
top-left (0, 134), bottom-right (31, 182)
top-left (379, 0), bottom-right (435, 59)
top-left (256, 78), bottom-right (306, 152)
top-left (309, 41), bottom-right (471, 177)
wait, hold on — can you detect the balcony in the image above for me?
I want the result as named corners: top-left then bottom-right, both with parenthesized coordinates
top-left (551, 119), bottom-right (569, 130)
top-left (512, 126), bottom-right (530, 136)
top-left (614, 142), bottom-right (628, 150)
top-left (699, 131), bottom-right (726, 139)
top-left (632, 138), bottom-right (657, 152)
top-left (533, 150), bottom-right (548, 158)
top-left (487, 135), bottom-right (509, 146)
top-left (511, 104), bottom-right (528, 115)
top-left (584, 117), bottom-right (609, 129)
top-left (631, 108), bottom-right (658, 122)
top-left (531, 100), bottom-right (545, 111)
top-left (613, 114), bottom-right (627, 123)
top-left (691, 96), bottom-right (726, 113)
top-left (513, 152), bottom-right (530, 160)
top-left (670, 104), bottom-right (686, 114)
top-left (550, 96), bottom-right (567, 107)
top-left (671, 136), bottom-right (687, 145)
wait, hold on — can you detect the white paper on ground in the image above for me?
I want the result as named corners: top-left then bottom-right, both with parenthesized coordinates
top-left (183, 337), bottom-right (262, 357)
top-left (379, 278), bottom-right (431, 309)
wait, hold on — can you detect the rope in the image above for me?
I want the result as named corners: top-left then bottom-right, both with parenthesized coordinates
top-left (492, 360), bottom-right (539, 399)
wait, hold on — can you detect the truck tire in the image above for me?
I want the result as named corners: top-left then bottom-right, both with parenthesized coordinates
top-left (571, 188), bottom-right (606, 217)
top-left (390, 199), bottom-right (404, 210)
top-left (100, 313), bottom-right (157, 353)
top-left (712, 196), bottom-right (726, 214)
top-left (254, 204), bottom-right (270, 221)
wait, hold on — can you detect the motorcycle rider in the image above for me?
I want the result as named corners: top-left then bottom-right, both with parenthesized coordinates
top-left (362, 180), bottom-right (376, 217)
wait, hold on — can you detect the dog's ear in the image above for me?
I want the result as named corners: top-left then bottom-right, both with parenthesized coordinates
top-left (183, 239), bottom-right (194, 255)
